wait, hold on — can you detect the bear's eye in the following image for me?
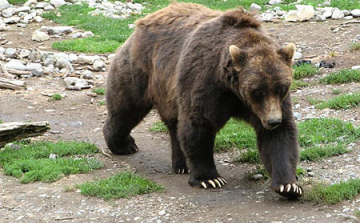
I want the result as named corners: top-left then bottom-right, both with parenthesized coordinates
top-left (252, 90), bottom-right (267, 100)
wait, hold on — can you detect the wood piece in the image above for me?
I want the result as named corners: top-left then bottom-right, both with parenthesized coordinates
top-left (0, 121), bottom-right (50, 148)
top-left (0, 77), bottom-right (26, 90)
top-left (0, 61), bottom-right (14, 79)
top-left (7, 69), bottom-right (32, 76)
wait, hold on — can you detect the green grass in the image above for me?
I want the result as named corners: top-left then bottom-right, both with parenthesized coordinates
top-left (316, 93), bottom-right (360, 110)
top-left (8, 0), bottom-right (27, 4)
top-left (246, 166), bottom-right (305, 181)
top-left (331, 0), bottom-right (360, 10)
top-left (75, 171), bottom-right (164, 200)
top-left (291, 80), bottom-right (310, 91)
top-left (350, 42), bottom-right (360, 52)
top-left (293, 64), bottom-right (319, 80)
top-left (0, 119), bottom-right (2, 124)
top-left (300, 145), bottom-right (348, 161)
top-left (0, 141), bottom-right (103, 183)
top-left (92, 88), bottom-right (105, 95)
top-left (307, 97), bottom-right (324, 106)
top-left (320, 69), bottom-right (360, 84)
top-left (149, 121), bottom-right (168, 133)
top-left (354, 210), bottom-right (360, 218)
top-left (51, 94), bottom-right (62, 101)
top-left (332, 89), bottom-right (341, 95)
top-left (99, 100), bottom-right (106, 105)
top-left (305, 179), bottom-right (360, 204)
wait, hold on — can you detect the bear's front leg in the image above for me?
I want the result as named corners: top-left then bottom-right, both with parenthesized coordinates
top-left (256, 117), bottom-right (302, 199)
top-left (177, 118), bottom-right (227, 189)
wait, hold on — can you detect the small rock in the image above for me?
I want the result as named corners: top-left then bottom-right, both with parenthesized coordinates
top-left (19, 49), bottom-right (31, 59)
top-left (351, 9), bottom-right (360, 17)
top-left (344, 16), bottom-right (353, 20)
top-left (93, 60), bottom-right (105, 71)
top-left (36, 2), bottom-right (48, 9)
top-left (158, 210), bottom-right (166, 216)
top-left (49, 154), bottom-right (57, 159)
top-left (56, 58), bottom-right (73, 72)
top-left (0, 0), bottom-right (10, 9)
top-left (26, 63), bottom-right (44, 76)
top-left (293, 112), bottom-right (301, 120)
top-left (294, 52), bottom-right (302, 60)
top-left (352, 66), bottom-right (360, 70)
top-left (250, 3), bottom-right (261, 11)
top-left (50, 0), bottom-right (66, 7)
top-left (262, 13), bottom-right (273, 22)
top-left (322, 10), bottom-right (332, 18)
top-left (82, 70), bottom-right (93, 79)
top-left (44, 4), bottom-right (55, 11)
top-left (82, 31), bottom-right (94, 38)
top-left (269, 0), bottom-right (281, 5)
top-left (32, 30), bottom-right (50, 42)
top-left (68, 53), bottom-right (77, 62)
top-left (47, 26), bottom-right (73, 35)
top-left (34, 16), bottom-right (43, 23)
top-left (316, 15), bottom-right (326, 21)
top-left (342, 10), bottom-right (350, 16)
top-left (331, 9), bottom-right (344, 20)
top-left (308, 172), bottom-right (315, 177)
top-left (28, 49), bottom-right (43, 62)
top-left (77, 54), bottom-right (100, 64)
top-left (2, 8), bottom-right (14, 18)
top-left (64, 77), bottom-right (90, 90)
top-left (4, 16), bottom-right (20, 24)
top-left (70, 121), bottom-right (83, 127)
top-left (15, 6), bottom-right (31, 14)
top-left (5, 48), bottom-right (16, 58)
top-left (253, 174), bottom-right (263, 180)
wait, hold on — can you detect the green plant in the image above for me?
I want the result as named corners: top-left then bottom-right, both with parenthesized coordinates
top-left (99, 100), bottom-right (106, 105)
top-left (149, 121), bottom-right (168, 133)
top-left (76, 171), bottom-right (164, 199)
top-left (350, 42), bottom-right (360, 52)
top-left (332, 89), bottom-right (341, 95)
top-left (300, 145), bottom-right (348, 161)
top-left (320, 69), bottom-right (360, 84)
top-left (316, 93), bottom-right (360, 110)
top-left (92, 88), bottom-right (105, 95)
top-left (291, 80), bottom-right (310, 91)
top-left (307, 97), bottom-right (324, 105)
top-left (51, 94), bottom-right (62, 101)
top-left (305, 179), bottom-right (360, 204)
top-left (293, 64), bottom-right (319, 80)
top-left (0, 141), bottom-right (102, 183)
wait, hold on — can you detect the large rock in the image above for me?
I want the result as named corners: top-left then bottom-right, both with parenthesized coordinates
top-left (351, 9), bottom-right (360, 17)
top-left (50, 0), bottom-right (66, 7)
top-left (4, 16), bottom-right (20, 24)
top-left (285, 5), bottom-right (315, 22)
top-left (250, 3), bottom-right (261, 11)
top-left (32, 30), bottom-right (50, 41)
top-left (0, 0), bottom-right (10, 9)
top-left (5, 48), bottom-right (16, 58)
top-left (77, 54), bottom-right (100, 64)
top-left (47, 26), bottom-right (73, 35)
top-left (28, 49), bottom-right (43, 62)
top-left (93, 59), bottom-right (105, 71)
top-left (2, 8), bottom-right (14, 18)
top-left (331, 9), bottom-right (344, 20)
top-left (6, 59), bottom-right (26, 71)
top-left (322, 10), bottom-right (332, 18)
top-left (55, 58), bottom-right (74, 72)
top-left (15, 6), bottom-right (31, 14)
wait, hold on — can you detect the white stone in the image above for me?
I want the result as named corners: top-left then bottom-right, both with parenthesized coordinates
top-left (34, 16), bottom-right (43, 23)
top-left (56, 58), bottom-right (73, 72)
top-left (47, 26), bottom-right (73, 35)
top-left (24, 0), bottom-right (37, 7)
top-left (36, 2), bottom-right (48, 9)
top-left (32, 30), bottom-right (50, 42)
top-left (77, 54), bottom-right (100, 64)
top-left (342, 10), bottom-right (350, 16)
top-left (316, 15), bottom-right (326, 21)
top-left (2, 8), bottom-right (14, 18)
top-left (69, 32), bottom-right (82, 38)
top-left (262, 13), bottom-right (273, 22)
top-left (269, 0), bottom-right (281, 5)
top-left (0, 0), bottom-right (10, 9)
top-left (82, 31), bottom-right (94, 38)
top-left (26, 63), bottom-right (44, 76)
top-left (352, 66), bottom-right (360, 70)
top-left (344, 16), bottom-right (353, 20)
top-left (0, 23), bottom-right (6, 31)
top-left (15, 6), bottom-right (31, 14)
top-left (44, 5), bottom-right (55, 11)
top-left (285, 5), bottom-right (314, 22)
top-left (4, 16), bottom-right (20, 24)
top-left (50, 0), bottom-right (66, 7)
top-left (351, 9), bottom-right (360, 17)
top-left (250, 3), bottom-right (261, 11)
top-left (6, 59), bottom-right (26, 71)
top-left (322, 10), bottom-right (332, 18)
top-left (331, 9), bottom-right (344, 20)
top-left (64, 77), bottom-right (89, 89)
top-left (93, 60), bottom-right (104, 71)
top-left (82, 70), bottom-right (93, 79)
top-left (19, 49), bottom-right (31, 59)
top-left (293, 52), bottom-right (302, 60)
top-left (5, 48), bottom-right (16, 58)
top-left (68, 53), bottom-right (77, 62)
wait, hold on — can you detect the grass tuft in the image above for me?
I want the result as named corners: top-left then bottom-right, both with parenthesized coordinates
top-left (305, 179), bottom-right (360, 204)
top-left (149, 121), bottom-right (168, 133)
top-left (51, 94), bottom-right (62, 101)
top-left (0, 141), bottom-right (102, 183)
top-left (320, 69), bottom-right (360, 84)
top-left (290, 80), bottom-right (310, 91)
top-left (350, 42), bottom-right (360, 52)
top-left (300, 145), bottom-right (348, 161)
top-left (293, 64), bottom-right (319, 80)
top-left (316, 93), bottom-right (360, 110)
top-left (99, 100), bottom-right (106, 105)
top-left (76, 171), bottom-right (164, 200)
top-left (307, 97), bottom-right (324, 105)
top-left (92, 88), bottom-right (105, 95)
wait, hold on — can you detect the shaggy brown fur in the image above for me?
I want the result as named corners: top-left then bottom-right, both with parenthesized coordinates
top-left (103, 2), bottom-right (301, 199)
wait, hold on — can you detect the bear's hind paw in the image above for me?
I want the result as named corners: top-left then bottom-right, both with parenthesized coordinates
top-left (175, 168), bottom-right (189, 174)
top-left (275, 183), bottom-right (302, 199)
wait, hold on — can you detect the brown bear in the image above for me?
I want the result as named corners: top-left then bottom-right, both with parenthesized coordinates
top-left (103, 2), bottom-right (302, 198)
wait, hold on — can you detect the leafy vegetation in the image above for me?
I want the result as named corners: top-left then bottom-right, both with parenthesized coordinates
top-left (51, 94), bottom-right (62, 101)
top-left (92, 88), bottom-right (105, 95)
top-left (320, 69), bottom-right (360, 84)
top-left (332, 89), bottom-right (341, 95)
top-left (300, 145), bottom-right (348, 161)
top-left (293, 64), bottom-right (319, 80)
top-left (291, 80), bottom-right (310, 91)
top-left (316, 93), bottom-right (360, 110)
top-left (99, 100), bottom-right (106, 105)
top-left (307, 97), bottom-right (324, 105)
top-left (350, 42), bottom-right (360, 52)
top-left (149, 121), bottom-right (168, 133)
top-left (76, 171), bottom-right (164, 200)
top-left (305, 179), bottom-right (360, 204)
top-left (0, 141), bottom-right (103, 183)
top-left (8, 0), bottom-right (27, 5)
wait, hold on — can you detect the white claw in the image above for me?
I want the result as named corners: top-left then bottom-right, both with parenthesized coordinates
top-left (182, 169), bottom-right (185, 174)
top-left (299, 187), bottom-right (302, 195)
top-left (201, 182), bottom-right (207, 189)
top-left (217, 178), bottom-right (224, 185)
top-left (292, 184), bottom-right (297, 192)
top-left (221, 178), bottom-right (228, 184)
top-left (178, 169), bottom-right (181, 174)
top-left (286, 184), bottom-right (291, 192)
top-left (214, 179), bottom-right (221, 188)
top-left (279, 185), bottom-right (284, 193)
top-left (208, 180), bottom-right (216, 188)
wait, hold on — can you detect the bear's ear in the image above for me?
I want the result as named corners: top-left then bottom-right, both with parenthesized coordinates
top-left (229, 45), bottom-right (247, 69)
top-left (278, 43), bottom-right (295, 65)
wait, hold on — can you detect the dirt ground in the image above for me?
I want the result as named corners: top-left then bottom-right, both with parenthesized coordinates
top-left (1, 17), bottom-right (360, 223)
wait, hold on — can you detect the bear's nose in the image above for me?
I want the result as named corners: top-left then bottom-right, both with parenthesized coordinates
top-left (267, 119), bottom-right (282, 127)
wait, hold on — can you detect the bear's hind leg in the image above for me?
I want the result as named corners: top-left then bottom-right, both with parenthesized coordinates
top-left (166, 121), bottom-right (189, 174)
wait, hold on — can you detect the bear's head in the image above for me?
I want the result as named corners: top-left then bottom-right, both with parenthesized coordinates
top-left (228, 43), bottom-right (295, 130)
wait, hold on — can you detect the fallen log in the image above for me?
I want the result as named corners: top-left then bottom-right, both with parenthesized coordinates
top-left (0, 121), bottom-right (50, 148)
top-left (0, 77), bottom-right (26, 90)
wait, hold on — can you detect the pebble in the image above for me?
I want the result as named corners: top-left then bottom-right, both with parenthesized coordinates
top-left (47, 26), bottom-right (73, 35)
top-left (331, 9), bottom-right (344, 19)
top-left (253, 174), bottom-right (263, 180)
top-left (32, 30), bottom-right (50, 41)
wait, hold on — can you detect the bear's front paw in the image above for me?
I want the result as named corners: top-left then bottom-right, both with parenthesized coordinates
top-left (109, 136), bottom-right (139, 155)
top-left (189, 176), bottom-right (227, 189)
top-left (273, 183), bottom-right (303, 199)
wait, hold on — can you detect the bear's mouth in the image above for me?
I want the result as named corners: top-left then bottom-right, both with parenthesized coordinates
top-left (261, 120), bottom-right (280, 130)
